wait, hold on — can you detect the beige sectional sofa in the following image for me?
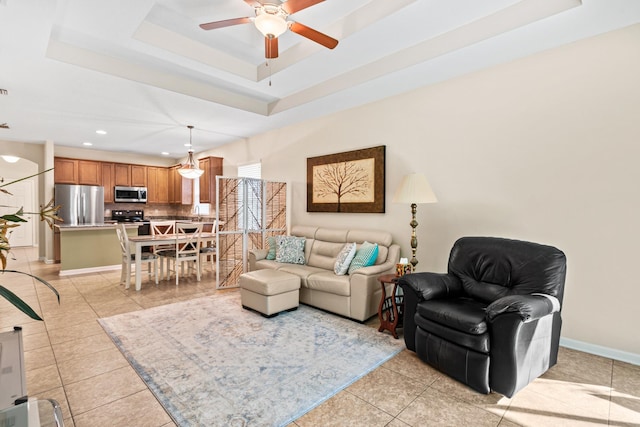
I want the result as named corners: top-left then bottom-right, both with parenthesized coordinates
top-left (249, 225), bottom-right (400, 322)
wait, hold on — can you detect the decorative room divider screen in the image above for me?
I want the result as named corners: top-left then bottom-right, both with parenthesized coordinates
top-left (216, 177), bottom-right (287, 288)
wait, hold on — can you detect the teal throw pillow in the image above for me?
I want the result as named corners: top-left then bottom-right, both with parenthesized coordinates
top-left (275, 236), bottom-right (306, 265)
top-left (348, 241), bottom-right (379, 274)
top-left (266, 236), bottom-right (277, 260)
top-left (334, 242), bottom-right (356, 276)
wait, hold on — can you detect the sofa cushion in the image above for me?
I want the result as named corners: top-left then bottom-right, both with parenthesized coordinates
top-left (334, 243), bottom-right (356, 275)
top-left (347, 229), bottom-right (392, 247)
top-left (306, 271), bottom-right (351, 296)
top-left (278, 264), bottom-right (327, 287)
top-left (307, 240), bottom-right (345, 270)
top-left (254, 259), bottom-right (283, 270)
top-left (348, 241), bottom-right (379, 274)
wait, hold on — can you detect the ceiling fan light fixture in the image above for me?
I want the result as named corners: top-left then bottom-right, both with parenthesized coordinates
top-left (178, 125), bottom-right (204, 179)
top-left (254, 10), bottom-right (288, 38)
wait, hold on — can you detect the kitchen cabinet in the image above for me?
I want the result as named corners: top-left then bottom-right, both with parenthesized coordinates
top-left (114, 164), bottom-right (130, 186)
top-left (169, 165), bottom-right (192, 205)
top-left (54, 157), bottom-right (103, 185)
top-left (147, 166), bottom-right (169, 204)
top-left (198, 156), bottom-right (223, 205)
top-left (114, 163), bottom-right (147, 187)
top-left (102, 162), bottom-right (115, 203)
top-left (131, 165), bottom-right (147, 187)
top-left (77, 160), bottom-right (101, 185)
top-left (54, 158), bottom-right (78, 184)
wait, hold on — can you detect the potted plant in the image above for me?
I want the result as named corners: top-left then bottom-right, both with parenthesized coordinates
top-left (1, 169), bottom-right (62, 320)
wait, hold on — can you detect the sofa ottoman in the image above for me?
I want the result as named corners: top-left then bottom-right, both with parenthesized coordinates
top-left (239, 269), bottom-right (301, 317)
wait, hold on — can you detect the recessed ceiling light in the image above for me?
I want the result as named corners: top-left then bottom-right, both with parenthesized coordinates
top-left (161, 152), bottom-right (170, 155)
top-left (1, 155), bottom-right (20, 163)
top-left (83, 142), bottom-right (93, 146)
top-left (96, 130), bottom-right (107, 135)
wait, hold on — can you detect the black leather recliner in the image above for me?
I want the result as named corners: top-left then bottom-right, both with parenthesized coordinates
top-left (398, 237), bottom-right (566, 397)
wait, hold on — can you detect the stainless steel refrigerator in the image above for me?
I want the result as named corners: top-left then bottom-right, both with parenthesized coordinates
top-left (54, 184), bottom-right (105, 226)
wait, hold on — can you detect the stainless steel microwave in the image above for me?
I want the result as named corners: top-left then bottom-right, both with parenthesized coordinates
top-left (114, 186), bottom-right (147, 203)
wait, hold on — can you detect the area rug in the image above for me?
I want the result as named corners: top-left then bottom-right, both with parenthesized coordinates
top-left (98, 292), bottom-right (404, 426)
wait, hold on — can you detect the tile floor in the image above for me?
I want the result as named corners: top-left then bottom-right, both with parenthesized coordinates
top-left (1, 247), bottom-right (639, 426)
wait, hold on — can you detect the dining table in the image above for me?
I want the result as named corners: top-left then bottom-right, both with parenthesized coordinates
top-left (127, 232), bottom-right (215, 291)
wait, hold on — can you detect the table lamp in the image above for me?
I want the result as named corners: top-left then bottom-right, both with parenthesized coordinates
top-left (392, 173), bottom-right (438, 268)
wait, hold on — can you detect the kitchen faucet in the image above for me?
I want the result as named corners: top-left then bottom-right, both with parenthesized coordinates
top-left (194, 205), bottom-right (201, 222)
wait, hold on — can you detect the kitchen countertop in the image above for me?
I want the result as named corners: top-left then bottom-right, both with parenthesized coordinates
top-left (55, 223), bottom-right (138, 231)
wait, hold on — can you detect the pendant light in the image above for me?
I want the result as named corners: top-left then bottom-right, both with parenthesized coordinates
top-left (178, 125), bottom-right (204, 179)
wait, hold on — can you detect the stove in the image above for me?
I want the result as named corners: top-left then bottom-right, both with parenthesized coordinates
top-left (111, 209), bottom-right (146, 223)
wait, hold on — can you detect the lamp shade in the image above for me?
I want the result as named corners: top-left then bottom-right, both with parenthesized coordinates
top-left (255, 13), bottom-right (288, 37)
top-left (178, 150), bottom-right (204, 179)
top-left (392, 173), bottom-right (438, 204)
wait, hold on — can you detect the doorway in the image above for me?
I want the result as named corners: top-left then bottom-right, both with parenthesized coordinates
top-left (0, 178), bottom-right (36, 247)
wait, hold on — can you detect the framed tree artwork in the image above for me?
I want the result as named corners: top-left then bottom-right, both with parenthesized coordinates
top-left (307, 145), bottom-right (385, 213)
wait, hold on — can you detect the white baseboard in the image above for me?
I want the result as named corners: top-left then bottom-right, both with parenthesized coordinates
top-left (560, 337), bottom-right (640, 366)
top-left (59, 264), bottom-right (120, 276)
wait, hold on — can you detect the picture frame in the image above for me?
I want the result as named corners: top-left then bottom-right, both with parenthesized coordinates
top-left (307, 145), bottom-right (385, 213)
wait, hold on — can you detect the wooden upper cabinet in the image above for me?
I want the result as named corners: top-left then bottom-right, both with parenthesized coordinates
top-left (114, 164), bottom-right (131, 186)
top-left (146, 167), bottom-right (169, 204)
top-left (54, 157), bottom-right (78, 184)
top-left (199, 156), bottom-right (223, 204)
top-left (168, 165), bottom-right (192, 205)
top-left (77, 160), bottom-right (101, 185)
top-left (131, 165), bottom-right (147, 187)
top-left (156, 167), bottom-right (169, 203)
top-left (102, 163), bottom-right (115, 203)
top-left (113, 163), bottom-right (147, 187)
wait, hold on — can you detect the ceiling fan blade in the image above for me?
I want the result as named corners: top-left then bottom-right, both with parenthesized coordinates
top-left (265, 36), bottom-right (279, 59)
top-left (199, 17), bottom-right (252, 31)
top-left (243, 0), bottom-right (262, 7)
top-left (282, 0), bottom-right (324, 15)
top-left (289, 22), bottom-right (338, 49)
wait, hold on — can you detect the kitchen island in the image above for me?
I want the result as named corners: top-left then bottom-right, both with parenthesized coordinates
top-left (56, 223), bottom-right (138, 276)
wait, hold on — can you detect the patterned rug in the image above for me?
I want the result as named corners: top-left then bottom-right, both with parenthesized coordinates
top-left (98, 292), bottom-right (404, 426)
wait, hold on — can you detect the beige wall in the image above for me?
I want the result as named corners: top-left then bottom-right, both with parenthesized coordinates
top-left (3, 24), bottom-right (638, 357)
top-left (203, 24), bottom-right (640, 357)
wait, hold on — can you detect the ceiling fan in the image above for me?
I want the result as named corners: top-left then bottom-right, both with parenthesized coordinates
top-left (199, 0), bottom-right (339, 59)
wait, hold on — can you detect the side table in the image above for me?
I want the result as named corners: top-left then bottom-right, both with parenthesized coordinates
top-left (377, 274), bottom-right (404, 339)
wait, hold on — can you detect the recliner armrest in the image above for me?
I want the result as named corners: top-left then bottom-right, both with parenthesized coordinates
top-left (486, 294), bottom-right (560, 322)
top-left (398, 272), bottom-right (464, 301)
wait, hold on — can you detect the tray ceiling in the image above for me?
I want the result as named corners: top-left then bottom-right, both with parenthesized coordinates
top-left (1, 0), bottom-right (639, 157)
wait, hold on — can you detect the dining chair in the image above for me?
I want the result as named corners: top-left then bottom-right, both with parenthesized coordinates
top-left (115, 223), bottom-right (158, 289)
top-left (150, 220), bottom-right (175, 279)
top-left (199, 221), bottom-right (217, 274)
top-left (160, 222), bottom-right (203, 285)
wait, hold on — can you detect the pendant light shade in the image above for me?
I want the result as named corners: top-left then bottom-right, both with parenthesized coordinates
top-left (178, 125), bottom-right (204, 179)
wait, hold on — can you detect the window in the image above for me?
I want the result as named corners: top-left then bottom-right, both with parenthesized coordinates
top-left (238, 162), bottom-right (261, 231)
top-left (238, 162), bottom-right (261, 179)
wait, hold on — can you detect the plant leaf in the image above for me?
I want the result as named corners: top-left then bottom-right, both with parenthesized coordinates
top-left (1, 214), bottom-right (27, 223)
top-left (0, 168), bottom-right (54, 189)
top-left (0, 285), bottom-right (43, 321)
top-left (1, 269), bottom-right (60, 304)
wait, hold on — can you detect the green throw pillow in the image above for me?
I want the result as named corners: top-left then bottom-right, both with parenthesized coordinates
top-left (348, 241), bottom-right (379, 274)
top-left (266, 236), bottom-right (277, 260)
